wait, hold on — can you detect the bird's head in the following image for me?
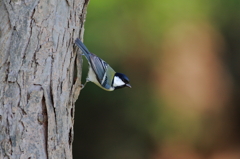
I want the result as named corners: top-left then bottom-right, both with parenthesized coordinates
top-left (113, 73), bottom-right (131, 89)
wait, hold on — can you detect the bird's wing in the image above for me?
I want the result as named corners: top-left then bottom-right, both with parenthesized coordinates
top-left (88, 53), bottom-right (109, 84)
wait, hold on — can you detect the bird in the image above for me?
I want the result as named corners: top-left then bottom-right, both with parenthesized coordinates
top-left (75, 38), bottom-right (131, 91)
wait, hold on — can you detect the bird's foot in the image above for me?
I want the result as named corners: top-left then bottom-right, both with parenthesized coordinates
top-left (81, 84), bottom-right (85, 90)
top-left (81, 80), bottom-right (89, 90)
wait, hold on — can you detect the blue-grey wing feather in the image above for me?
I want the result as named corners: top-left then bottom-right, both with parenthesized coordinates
top-left (88, 54), bottom-right (108, 84)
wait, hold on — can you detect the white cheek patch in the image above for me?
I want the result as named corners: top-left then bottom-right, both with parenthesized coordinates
top-left (113, 76), bottom-right (125, 87)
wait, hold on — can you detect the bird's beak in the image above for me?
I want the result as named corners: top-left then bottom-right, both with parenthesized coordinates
top-left (126, 84), bottom-right (131, 88)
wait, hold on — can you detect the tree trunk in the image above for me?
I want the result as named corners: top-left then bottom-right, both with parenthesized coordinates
top-left (0, 0), bottom-right (88, 158)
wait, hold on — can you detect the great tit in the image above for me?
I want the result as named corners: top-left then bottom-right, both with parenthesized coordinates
top-left (75, 38), bottom-right (131, 91)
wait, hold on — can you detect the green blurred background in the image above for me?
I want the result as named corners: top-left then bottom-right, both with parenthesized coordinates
top-left (73, 0), bottom-right (240, 159)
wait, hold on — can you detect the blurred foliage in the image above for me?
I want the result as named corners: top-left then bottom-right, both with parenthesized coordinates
top-left (73, 0), bottom-right (240, 159)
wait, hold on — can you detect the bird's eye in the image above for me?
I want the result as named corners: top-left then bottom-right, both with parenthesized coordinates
top-left (123, 79), bottom-right (129, 84)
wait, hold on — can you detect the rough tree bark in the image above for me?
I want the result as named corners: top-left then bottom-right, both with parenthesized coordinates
top-left (0, 0), bottom-right (88, 158)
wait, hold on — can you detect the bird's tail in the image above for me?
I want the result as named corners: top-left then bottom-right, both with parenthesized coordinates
top-left (75, 38), bottom-right (91, 60)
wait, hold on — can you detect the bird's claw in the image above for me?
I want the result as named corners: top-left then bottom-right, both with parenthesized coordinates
top-left (81, 79), bottom-right (89, 90)
top-left (81, 84), bottom-right (85, 90)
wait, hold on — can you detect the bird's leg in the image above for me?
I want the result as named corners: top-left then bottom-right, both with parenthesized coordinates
top-left (81, 78), bottom-right (90, 90)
